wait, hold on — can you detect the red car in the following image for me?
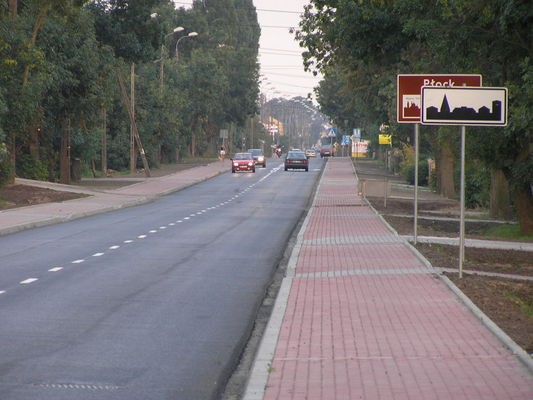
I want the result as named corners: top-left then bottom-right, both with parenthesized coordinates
top-left (231, 152), bottom-right (256, 173)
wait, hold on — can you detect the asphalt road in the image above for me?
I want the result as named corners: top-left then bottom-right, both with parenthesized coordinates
top-left (0, 158), bottom-right (323, 400)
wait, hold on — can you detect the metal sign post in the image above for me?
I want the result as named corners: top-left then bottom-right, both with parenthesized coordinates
top-left (421, 86), bottom-right (508, 277)
top-left (459, 126), bottom-right (466, 278)
top-left (414, 123), bottom-right (419, 243)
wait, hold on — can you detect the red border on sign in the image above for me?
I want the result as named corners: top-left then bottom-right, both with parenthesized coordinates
top-left (397, 74), bottom-right (482, 123)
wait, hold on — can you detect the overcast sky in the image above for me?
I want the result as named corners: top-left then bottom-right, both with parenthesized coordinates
top-left (173, 0), bottom-right (321, 101)
top-left (253, 0), bottom-right (320, 100)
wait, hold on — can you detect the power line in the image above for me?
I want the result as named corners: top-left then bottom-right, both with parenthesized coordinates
top-left (172, 2), bottom-right (303, 14)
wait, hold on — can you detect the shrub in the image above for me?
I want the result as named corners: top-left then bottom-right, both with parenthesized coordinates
top-left (0, 142), bottom-right (12, 186)
top-left (16, 154), bottom-right (48, 181)
top-left (402, 159), bottom-right (429, 186)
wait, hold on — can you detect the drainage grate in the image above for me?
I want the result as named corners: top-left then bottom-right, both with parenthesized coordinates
top-left (35, 382), bottom-right (122, 391)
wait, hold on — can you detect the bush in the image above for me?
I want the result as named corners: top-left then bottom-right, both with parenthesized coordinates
top-left (464, 164), bottom-right (490, 209)
top-left (0, 142), bottom-right (12, 186)
top-left (402, 159), bottom-right (429, 186)
top-left (16, 154), bottom-right (48, 181)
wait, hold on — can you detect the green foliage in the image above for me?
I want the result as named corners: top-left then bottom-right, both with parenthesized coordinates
top-left (483, 224), bottom-right (533, 242)
top-left (402, 159), bottom-right (429, 187)
top-left (0, 0), bottom-right (261, 179)
top-left (16, 154), bottom-right (48, 180)
top-left (297, 0), bottom-right (532, 231)
top-left (0, 141), bottom-right (11, 186)
top-left (464, 163), bottom-right (491, 209)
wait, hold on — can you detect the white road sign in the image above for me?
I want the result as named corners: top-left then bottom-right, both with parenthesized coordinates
top-left (421, 86), bottom-right (507, 126)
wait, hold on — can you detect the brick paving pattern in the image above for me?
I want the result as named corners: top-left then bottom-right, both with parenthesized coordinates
top-left (261, 158), bottom-right (532, 400)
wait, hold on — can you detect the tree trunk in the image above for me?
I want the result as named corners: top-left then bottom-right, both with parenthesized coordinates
top-left (437, 136), bottom-right (455, 198)
top-left (60, 119), bottom-right (71, 184)
top-left (101, 106), bottom-right (107, 175)
top-left (490, 169), bottom-right (513, 220)
top-left (8, 0), bottom-right (17, 17)
top-left (513, 188), bottom-right (533, 235)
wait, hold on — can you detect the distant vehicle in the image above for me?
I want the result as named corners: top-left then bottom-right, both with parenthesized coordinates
top-left (247, 148), bottom-right (266, 168)
top-left (231, 152), bottom-right (255, 173)
top-left (320, 144), bottom-right (334, 158)
top-left (284, 151), bottom-right (309, 172)
top-left (305, 149), bottom-right (317, 158)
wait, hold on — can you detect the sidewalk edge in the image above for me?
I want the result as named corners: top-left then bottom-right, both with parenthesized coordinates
top-left (356, 162), bottom-right (533, 372)
top-left (242, 161), bottom-right (324, 399)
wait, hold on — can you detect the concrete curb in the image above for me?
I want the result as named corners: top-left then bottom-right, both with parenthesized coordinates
top-left (243, 161), bottom-right (324, 400)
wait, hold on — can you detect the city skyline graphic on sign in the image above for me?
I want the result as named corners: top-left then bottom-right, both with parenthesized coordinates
top-left (403, 96), bottom-right (421, 118)
top-left (426, 95), bottom-right (502, 121)
top-left (421, 86), bottom-right (507, 126)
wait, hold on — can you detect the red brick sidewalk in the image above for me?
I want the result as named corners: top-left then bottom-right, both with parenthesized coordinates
top-left (245, 157), bottom-right (532, 400)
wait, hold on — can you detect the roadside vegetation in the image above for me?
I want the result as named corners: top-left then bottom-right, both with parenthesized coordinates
top-left (295, 0), bottom-right (532, 234)
top-left (0, 0), bottom-right (264, 185)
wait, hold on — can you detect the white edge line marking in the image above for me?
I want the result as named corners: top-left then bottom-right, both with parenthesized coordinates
top-left (20, 278), bottom-right (38, 284)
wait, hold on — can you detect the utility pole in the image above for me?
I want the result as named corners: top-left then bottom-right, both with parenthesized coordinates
top-left (130, 63), bottom-right (135, 174)
top-left (117, 68), bottom-right (150, 177)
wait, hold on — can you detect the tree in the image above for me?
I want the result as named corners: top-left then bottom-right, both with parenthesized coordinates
top-left (296, 0), bottom-right (532, 233)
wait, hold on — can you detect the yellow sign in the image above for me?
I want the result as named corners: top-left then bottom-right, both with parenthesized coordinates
top-left (379, 134), bottom-right (391, 145)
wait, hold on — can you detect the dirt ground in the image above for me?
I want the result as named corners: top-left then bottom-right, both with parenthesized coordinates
top-left (1, 162), bottom-right (532, 355)
top-left (0, 162), bottom-right (206, 210)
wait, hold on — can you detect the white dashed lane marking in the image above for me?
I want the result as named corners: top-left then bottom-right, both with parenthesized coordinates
top-left (1, 167), bottom-right (282, 298)
top-left (20, 278), bottom-right (38, 285)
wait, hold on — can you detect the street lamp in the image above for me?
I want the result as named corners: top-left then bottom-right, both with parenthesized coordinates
top-left (175, 32), bottom-right (198, 61)
top-left (156, 26), bottom-right (184, 95)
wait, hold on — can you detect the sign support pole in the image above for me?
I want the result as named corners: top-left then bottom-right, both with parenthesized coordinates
top-left (459, 125), bottom-right (466, 278)
top-left (414, 123), bottom-right (419, 244)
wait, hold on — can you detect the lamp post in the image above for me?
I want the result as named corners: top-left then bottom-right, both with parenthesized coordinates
top-left (175, 32), bottom-right (198, 61)
top-left (157, 26), bottom-right (184, 95)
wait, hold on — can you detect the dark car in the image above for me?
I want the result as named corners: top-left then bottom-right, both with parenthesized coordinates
top-left (231, 152), bottom-right (255, 173)
top-left (284, 151), bottom-right (309, 172)
top-left (320, 144), bottom-right (334, 158)
top-left (247, 148), bottom-right (266, 168)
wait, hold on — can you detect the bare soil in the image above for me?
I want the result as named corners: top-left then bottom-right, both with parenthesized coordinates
top-left (0, 184), bottom-right (88, 209)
